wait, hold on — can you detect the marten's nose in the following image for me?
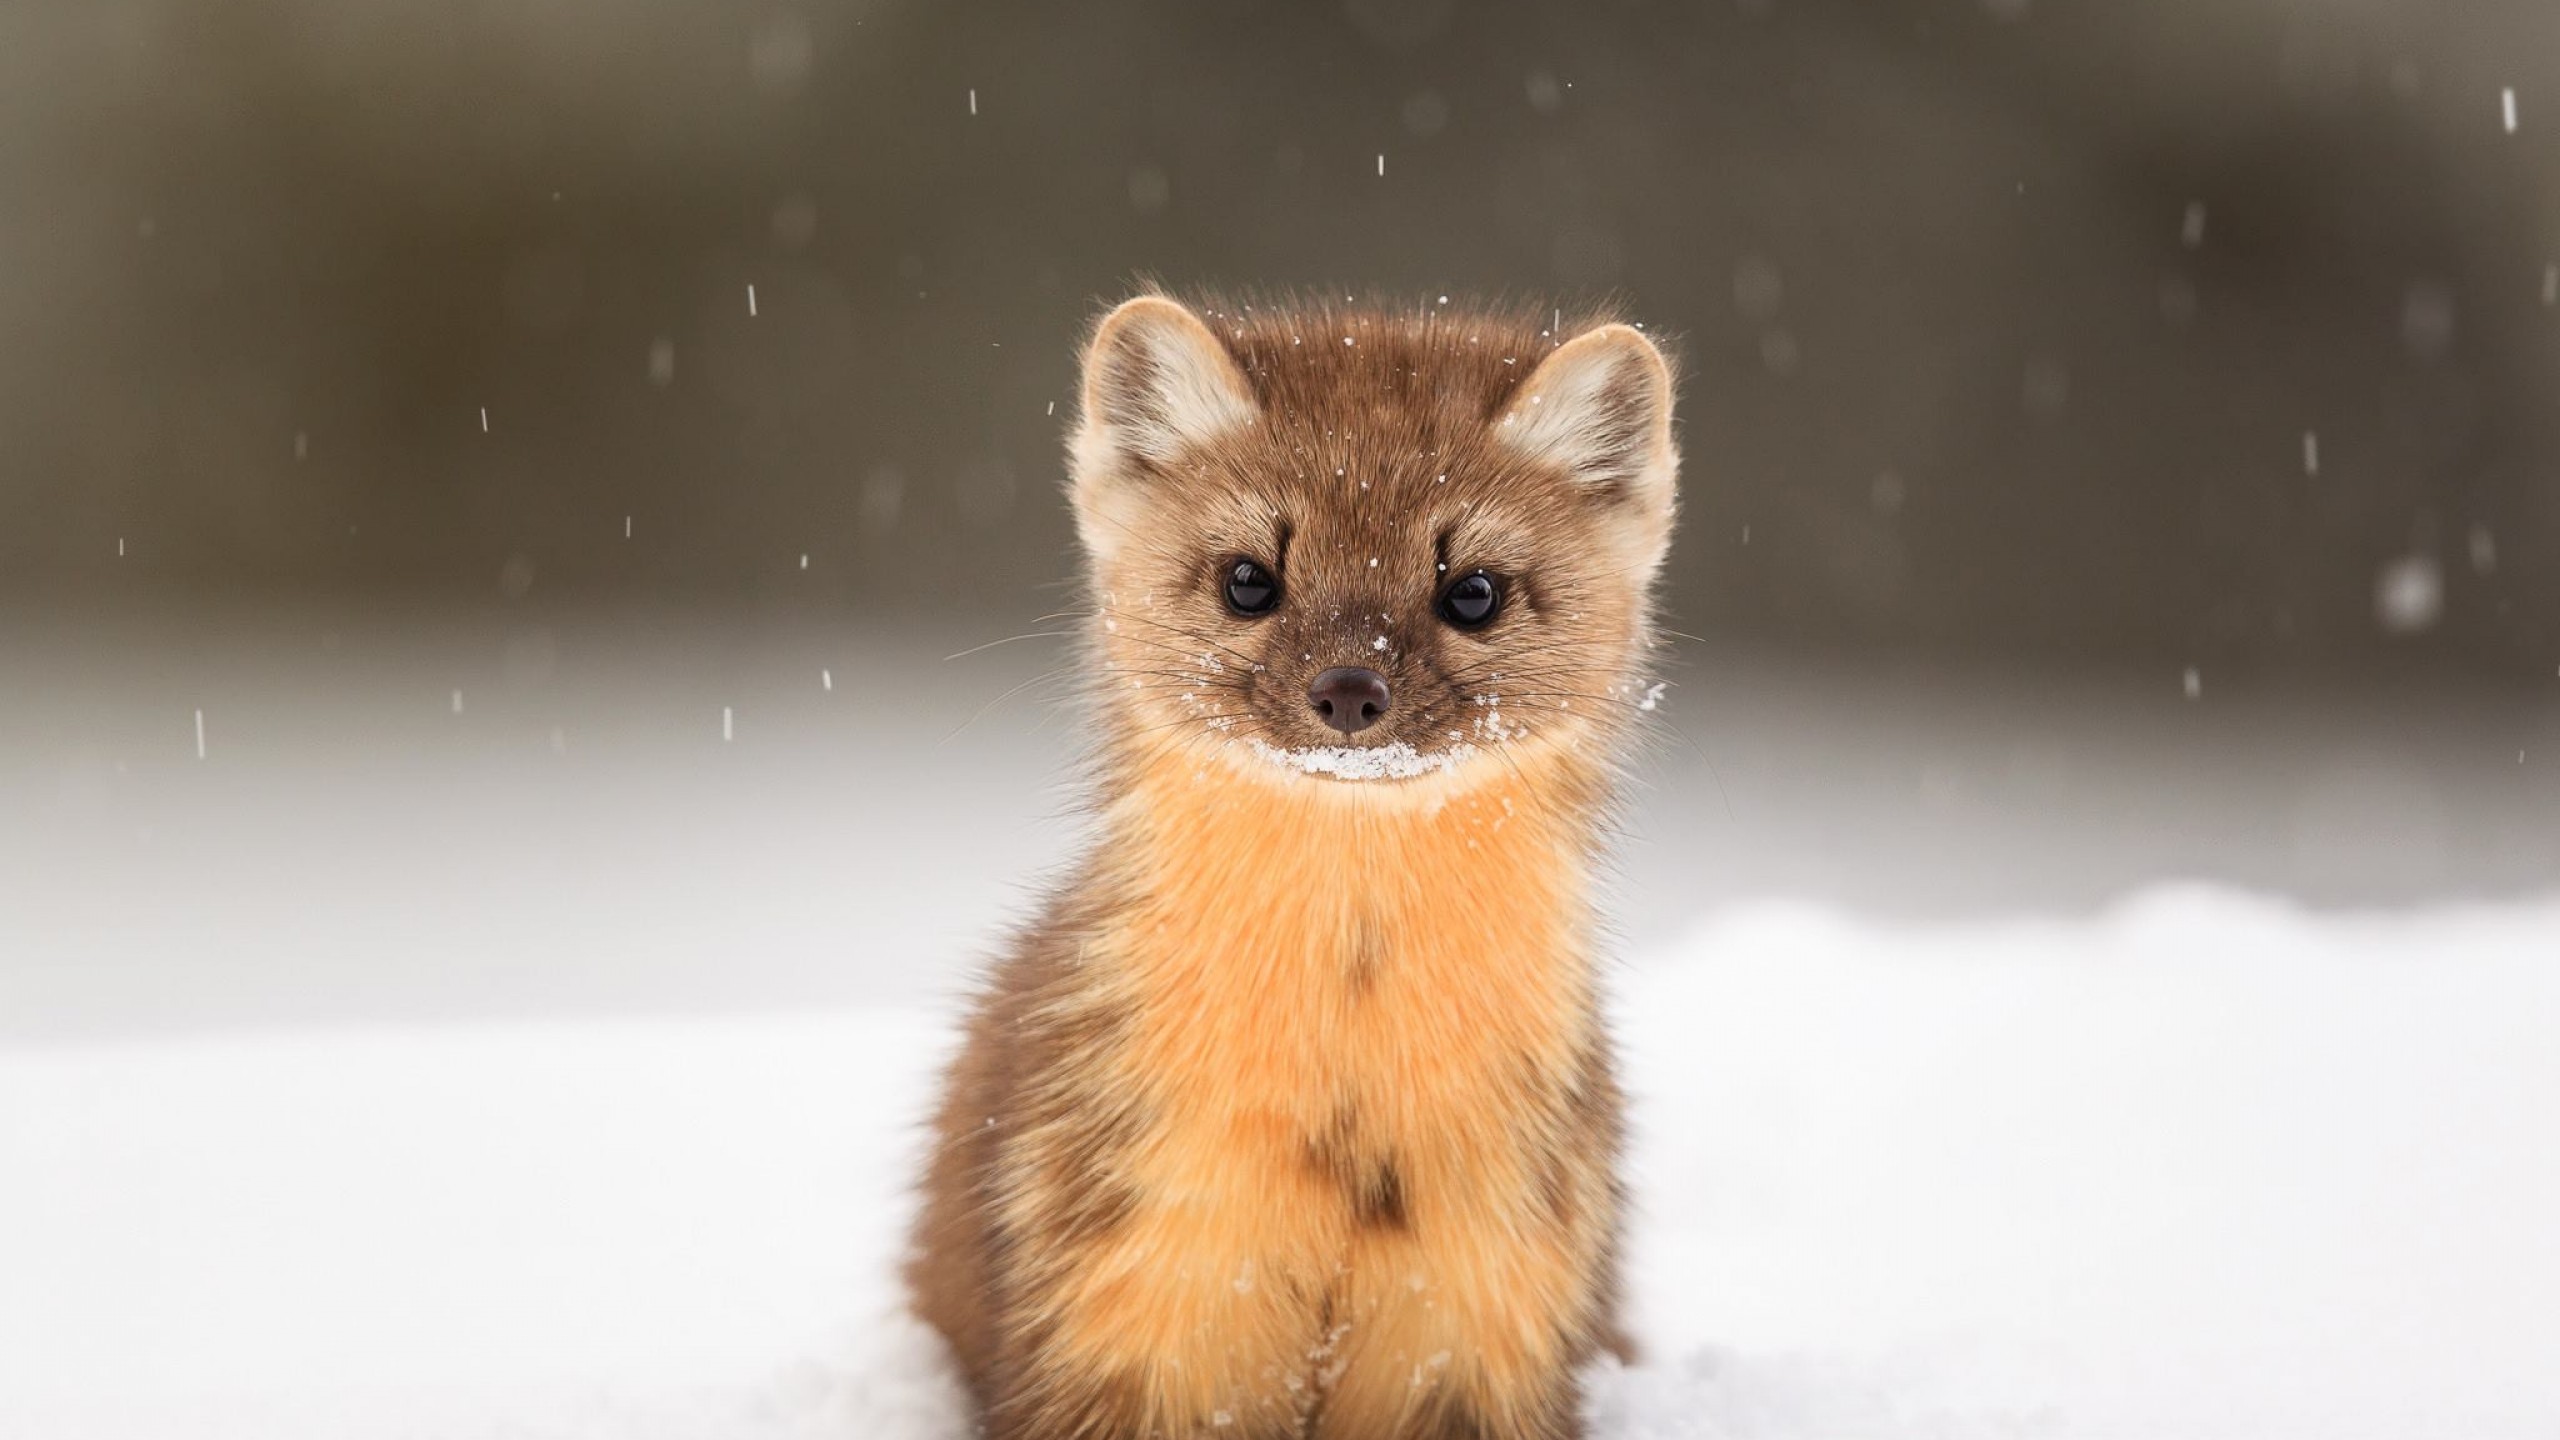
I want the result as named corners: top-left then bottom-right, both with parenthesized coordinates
top-left (1308, 667), bottom-right (1392, 736)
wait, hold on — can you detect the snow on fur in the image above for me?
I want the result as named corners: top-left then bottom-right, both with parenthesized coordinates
top-left (1245, 737), bottom-right (1477, 781)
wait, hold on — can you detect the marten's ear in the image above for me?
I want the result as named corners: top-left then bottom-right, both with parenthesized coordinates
top-left (1494, 322), bottom-right (1679, 572)
top-left (1070, 296), bottom-right (1257, 563)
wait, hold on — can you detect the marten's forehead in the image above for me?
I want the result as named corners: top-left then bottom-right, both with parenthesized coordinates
top-left (1199, 302), bottom-right (1569, 425)
top-left (1252, 414), bottom-right (1478, 499)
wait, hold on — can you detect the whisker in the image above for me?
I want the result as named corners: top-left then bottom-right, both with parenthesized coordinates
top-left (944, 630), bottom-right (1076, 661)
top-left (1109, 709), bottom-right (1254, 747)
top-left (937, 664), bottom-right (1084, 748)
top-left (1466, 689), bottom-right (1725, 785)
top-left (1102, 629), bottom-right (1267, 674)
top-left (1106, 609), bottom-right (1265, 673)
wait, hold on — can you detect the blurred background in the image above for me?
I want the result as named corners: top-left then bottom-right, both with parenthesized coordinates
top-left (5, 0), bottom-right (2559, 1039)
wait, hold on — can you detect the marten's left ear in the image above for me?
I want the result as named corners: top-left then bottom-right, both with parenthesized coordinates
top-left (1495, 322), bottom-right (1679, 572)
top-left (1070, 295), bottom-right (1258, 564)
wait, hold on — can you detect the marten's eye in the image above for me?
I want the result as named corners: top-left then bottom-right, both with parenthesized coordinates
top-left (1222, 558), bottom-right (1280, 617)
top-left (1437, 570), bottom-right (1500, 630)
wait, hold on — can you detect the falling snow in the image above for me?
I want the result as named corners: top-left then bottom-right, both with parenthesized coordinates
top-left (2374, 555), bottom-right (2444, 634)
top-left (2468, 525), bottom-right (2497, 574)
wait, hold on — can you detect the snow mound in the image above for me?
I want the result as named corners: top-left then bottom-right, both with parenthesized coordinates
top-left (4, 886), bottom-right (2555, 1438)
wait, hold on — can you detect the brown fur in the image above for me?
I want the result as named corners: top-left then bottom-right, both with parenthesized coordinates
top-left (908, 293), bottom-right (1677, 1439)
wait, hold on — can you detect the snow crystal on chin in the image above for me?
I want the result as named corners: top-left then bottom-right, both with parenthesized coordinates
top-left (1247, 738), bottom-right (1474, 781)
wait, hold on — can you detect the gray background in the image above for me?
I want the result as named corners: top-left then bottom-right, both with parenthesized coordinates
top-left (6, 0), bottom-right (2557, 675)
top-left (6, 1), bottom-right (2560, 1041)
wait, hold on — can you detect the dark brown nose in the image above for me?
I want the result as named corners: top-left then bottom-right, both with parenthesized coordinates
top-left (1308, 667), bottom-right (1392, 736)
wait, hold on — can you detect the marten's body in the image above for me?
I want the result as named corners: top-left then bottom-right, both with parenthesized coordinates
top-left (909, 295), bottom-right (1679, 1439)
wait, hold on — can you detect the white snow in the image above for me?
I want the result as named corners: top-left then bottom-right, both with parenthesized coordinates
top-left (4, 887), bottom-right (2556, 1439)
top-left (2375, 554), bottom-right (2444, 633)
top-left (1246, 737), bottom-right (1472, 781)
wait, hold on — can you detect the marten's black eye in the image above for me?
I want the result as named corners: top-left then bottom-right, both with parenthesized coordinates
top-left (1437, 570), bottom-right (1500, 630)
top-left (1223, 558), bottom-right (1280, 617)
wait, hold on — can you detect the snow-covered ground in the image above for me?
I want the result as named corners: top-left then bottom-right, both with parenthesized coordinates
top-left (5, 889), bottom-right (2557, 1438)
top-left (3, 612), bottom-right (2557, 1436)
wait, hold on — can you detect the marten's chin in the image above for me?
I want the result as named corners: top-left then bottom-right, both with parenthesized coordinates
top-left (1237, 735), bottom-right (1480, 784)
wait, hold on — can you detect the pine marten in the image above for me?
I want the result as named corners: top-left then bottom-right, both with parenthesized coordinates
top-left (907, 292), bottom-right (1680, 1440)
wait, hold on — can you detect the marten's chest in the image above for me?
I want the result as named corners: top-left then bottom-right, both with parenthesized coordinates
top-left (1097, 764), bottom-right (1601, 1172)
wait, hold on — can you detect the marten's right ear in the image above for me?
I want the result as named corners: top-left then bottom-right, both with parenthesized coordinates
top-left (1070, 296), bottom-right (1257, 563)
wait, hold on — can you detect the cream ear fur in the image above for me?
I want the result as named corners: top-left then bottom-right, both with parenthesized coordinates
top-left (1494, 323), bottom-right (1680, 568)
top-left (1070, 296), bottom-right (1257, 563)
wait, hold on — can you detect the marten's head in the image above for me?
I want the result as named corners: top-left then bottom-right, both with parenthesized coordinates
top-left (1069, 293), bottom-right (1678, 788)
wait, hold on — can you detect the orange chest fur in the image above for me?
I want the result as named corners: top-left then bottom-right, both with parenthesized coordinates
top-left (1095, 759), bottom-right (1602, 1171)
